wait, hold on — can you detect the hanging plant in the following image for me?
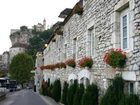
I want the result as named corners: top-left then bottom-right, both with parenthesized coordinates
top-left (79, 56), bottom-right (93, 68)
top-left (55, 62), bottom-right (66, 69)
top-left (65, 58), bottom-right (76, 68)
top-left (40, 66), bottom-right (45, 70)
top-left (103, 48), bottom-right (127, 68)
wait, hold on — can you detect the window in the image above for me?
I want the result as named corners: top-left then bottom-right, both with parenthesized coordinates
top-left (129, 82), bottom-right (134, 94)
top-left (64, 44), bottom-right (67, 60)
top-left (80, 77), bottom-right (90, 87)
top-left (120, 8), bottom-right (129, 50)
top-left (73, 38), bottom-right (77, 59)
top-left (89, 28), bottom-right (97, 57)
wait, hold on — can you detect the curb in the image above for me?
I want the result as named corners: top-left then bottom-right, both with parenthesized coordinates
top-left (0, 92), bottom-right (6, 102)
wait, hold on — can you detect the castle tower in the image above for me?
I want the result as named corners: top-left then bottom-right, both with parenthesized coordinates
top-left (43, 18), bottom-right (46, 30)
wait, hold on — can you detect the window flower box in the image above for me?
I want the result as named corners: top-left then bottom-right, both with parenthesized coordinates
top-left (103, 48), bottom-right (127, 68)
top-left (78, 56), bottom-right (93, 69)
top-left (65, 59), bottom-right (76, 68)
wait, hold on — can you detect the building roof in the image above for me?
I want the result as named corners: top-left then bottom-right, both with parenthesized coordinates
top-left (58, 8), bottom-right (72, 18)
top-left (63, 0), bottom-right (83, 25)
top-left (46, 22), bottom-right (64, 44)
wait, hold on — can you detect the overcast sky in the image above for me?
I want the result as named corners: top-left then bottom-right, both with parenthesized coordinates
top-left (0, 0), bottom-right (78, 54)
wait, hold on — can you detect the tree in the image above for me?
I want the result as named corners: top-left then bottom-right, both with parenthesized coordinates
top-left (119, 94), bottom-right (140, 105)
top-left (82, 84), bottom-right (98, 105)
top-left (61, 81), bottom-right (69, 105)
top-left (27, 29), bottom-right (53, 61)
top-left (73, 83), bottom-right (85, 105)
top-left (67, 80), bottom-right (78, 105)
top-left (9, 53), bottom-right (34, 86)
top-left (100, 76), bottom-right (124, 105)
top-left (52, 79), bottom-right (61, 102)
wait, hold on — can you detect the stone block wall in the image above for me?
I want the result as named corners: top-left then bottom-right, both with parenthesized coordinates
top-left (43, 0), bottom-right (140, 94)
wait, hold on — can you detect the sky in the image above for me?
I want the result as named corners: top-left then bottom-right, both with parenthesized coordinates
top-left (0, 0), bottom-right (78, 55)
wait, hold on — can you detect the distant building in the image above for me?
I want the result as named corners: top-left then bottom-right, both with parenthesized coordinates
top-left (2, 51), bottom-right (9, 65)
top-left (33, 19), bottom-right (46, 32)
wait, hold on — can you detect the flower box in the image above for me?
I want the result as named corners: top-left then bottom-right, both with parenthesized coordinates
top-left (103, 48), bottom-right (127, 68)
top-left (65, 59), bottom-right (76, 68)
top-left (78, 56), bottom-right (93, 69)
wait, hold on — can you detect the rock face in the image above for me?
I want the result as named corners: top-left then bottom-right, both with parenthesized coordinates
top-left (9, 27), bottom-right (33, 61)
top-left (9, 20), bottom-right (46, 62)
top-left (35, 0), bottom-right (140, 95)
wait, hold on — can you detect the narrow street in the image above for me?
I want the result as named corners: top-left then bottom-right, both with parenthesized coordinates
top-left (0, 89), bottom-right (48, 105)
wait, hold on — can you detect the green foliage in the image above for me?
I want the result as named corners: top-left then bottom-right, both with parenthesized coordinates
top-left (41, 80), bottom-right (48, 96)
top-left (104, 48), bottom-right (126, 68)
top-left (119, 94), bottom-right (140, 105)
top-left (100, 76), bottom-right (124, 105)
top-left (61, 81), bottom-right (69, 105)
top-left (9, 53), bottom-right (34, 85)
top-left (67, 80), bottom-right (78, 105)
top-left (27, 29), bottom-right (53, 61)
top-left (82, 84), bottom-right (98, 105)
top-left (52, 79), bottom-right (61, 102)
top-left (73, 83), bottom-right (85, 105)
top-left (79, 57), bottom-right (93, 68)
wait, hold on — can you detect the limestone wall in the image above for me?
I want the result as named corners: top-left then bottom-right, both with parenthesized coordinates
top-left (43, 0), bottom-right (140, 94)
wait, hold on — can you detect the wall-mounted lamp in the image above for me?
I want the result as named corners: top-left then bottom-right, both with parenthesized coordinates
top-left (45, 44), bottom-right (48, 48)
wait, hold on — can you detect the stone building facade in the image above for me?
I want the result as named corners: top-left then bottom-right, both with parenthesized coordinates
top-left (36, 0), bottom-right (140, 95)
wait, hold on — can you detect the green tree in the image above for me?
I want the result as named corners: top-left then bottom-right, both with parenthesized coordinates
top-left (27, 29), bottom-right (53, 61)
top-left (9, 53), bottom-right (34, 86)
top-left (100, 76), bottom-right (124, 105)
top-left (73, 83), bottom-right (85, 105)
top-left (61, 81), bottom-right (69, 105)
top-left (67, 80), bottom-right (78, 105)
top-left (82, 84), bottom-right (98, 105)
top-left (52, 79), bottom-right (61, 102)
top-left (119, 94), bottom-right (140, 105)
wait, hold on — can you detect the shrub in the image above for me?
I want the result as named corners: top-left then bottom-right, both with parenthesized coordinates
top-left (73, 83), bottom-right (85, 105)
top-left (52, 79), bottom-right (61, 102)
top-left (119, 94), bottom-right (140, 105)
top-left (82, 84), bottom-right (98, 105)
top-left (67, 80), bottom-right (78, 105)
top-left (48, 83), bottom-right (53, 97)
top-left (65, 59), bottom-right (76, 68)
top-left (100, 76), bottom-right (124, 105)
top-left (79, 56), bottom-right (93, 68)
top-left (103, 48), bottom-right (127, 68)
top-left (41, 79), bottom-right (47, 96)
top-left (61, 81), bottom-right (69, 105)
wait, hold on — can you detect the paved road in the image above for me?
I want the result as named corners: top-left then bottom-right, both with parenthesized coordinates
top-left (0, 89), bottom-right (48, 105)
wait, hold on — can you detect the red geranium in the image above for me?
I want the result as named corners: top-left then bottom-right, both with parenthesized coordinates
top-left (65, 58), bottom-right (76, 68)
top-left (103, 48), bottom-right (127, 68)
top-left (79, 56), bottom-right (93, 68)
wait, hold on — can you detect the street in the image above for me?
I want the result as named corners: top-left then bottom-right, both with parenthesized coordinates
top-left (0, 89), bottom-right (48, 105)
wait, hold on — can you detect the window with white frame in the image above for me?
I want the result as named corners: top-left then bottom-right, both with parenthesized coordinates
top-left (89, 27), bottom-right (97, 57)
top-left (120, 8), bottom-right (130, 50)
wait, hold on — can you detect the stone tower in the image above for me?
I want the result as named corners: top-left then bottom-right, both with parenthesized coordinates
top-left (43, 18), bottom-right (46, 30)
